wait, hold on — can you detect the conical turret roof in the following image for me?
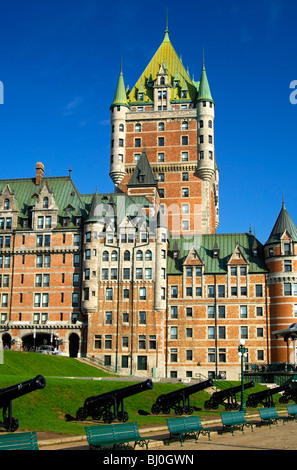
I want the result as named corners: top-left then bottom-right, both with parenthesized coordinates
top-left (198, 58), bottom-right (214, 102)
top-left (266, 202), bottom-right (297, 244)
top-left (111, 62), bottom-right (129, 108)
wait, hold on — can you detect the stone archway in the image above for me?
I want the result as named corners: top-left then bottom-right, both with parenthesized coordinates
top-left (22, 332), bottom-right (53, 351)
top-left (2, 333), bottom-right (12, 349)
top-left (69, 333), bottom-right (79, 358)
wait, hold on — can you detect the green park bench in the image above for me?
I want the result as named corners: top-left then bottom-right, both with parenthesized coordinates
top-left (258, 407), bottom-right (285, 427)
top-left (85, 422), bottom-right (150, 450)
top-left (0, 432), bottom-right (39, 450)
top-left (166, 415), bottom-right (211, 446)
top-left (220, 411), bottom-right (254, 435)
top-left (286, 404), bottom-right (297, 421)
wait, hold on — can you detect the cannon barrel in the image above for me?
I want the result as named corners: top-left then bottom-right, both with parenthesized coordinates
top-left (0, 375), bottom-right (46, 432)
top-left (84, 379), bottom-right (153, 409)
top-left (204, 381), bottom-right (255, 410)
top-left (246, 383), bottom-right (292, 407)
top-left (155, 379), bottom-right (213, 405)
top-left (0, 375), bottom-right (46, 407)
top-left (209, 381), bottom-right (254, 400)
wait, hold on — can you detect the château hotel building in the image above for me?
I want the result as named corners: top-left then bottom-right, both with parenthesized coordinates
top-left (0, 25), bottom-right (296, 380)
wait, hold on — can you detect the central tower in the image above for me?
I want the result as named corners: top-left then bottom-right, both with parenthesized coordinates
top-left (110, 25), bottom-right (219, 235)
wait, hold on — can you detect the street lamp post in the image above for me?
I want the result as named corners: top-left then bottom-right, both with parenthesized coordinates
top-left (238, 339), bottom-right (247, 413)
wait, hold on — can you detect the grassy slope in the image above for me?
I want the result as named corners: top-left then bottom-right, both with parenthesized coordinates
top-left (0, 350), bottom-right (268, 434)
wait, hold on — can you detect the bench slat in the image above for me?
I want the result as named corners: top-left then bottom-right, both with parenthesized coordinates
top-left (0, 432), bottom-right (39, 450)
top-left (166, 416), bottom-right (211, 446)
top-left (85, 423), bottom-right (150, 450)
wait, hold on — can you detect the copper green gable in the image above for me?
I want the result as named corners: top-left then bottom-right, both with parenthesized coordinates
top-left (167, 233), bottom-right (268, 275)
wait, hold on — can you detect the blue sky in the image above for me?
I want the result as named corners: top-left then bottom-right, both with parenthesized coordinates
top-left (0, 0), bottom-right (296, 244)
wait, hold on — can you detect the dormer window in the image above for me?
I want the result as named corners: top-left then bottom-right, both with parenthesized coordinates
top-left (43, 197), bottom-right (48, 208)
top-left (4, 199), bottom-right (9, 210)
top-left (160, 76), bottom-right (165, 85)
top-left (138, 92), bottom-right (144, 101)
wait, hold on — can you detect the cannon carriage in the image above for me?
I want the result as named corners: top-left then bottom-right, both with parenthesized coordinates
top-left (246, 383), bottom-right (292, 408)
top-left (279, 385), bottom-right (297, 404)
top-left (204, 381), bottom-right (255, 410)
top-left (0, 375), bottom-right (46, 432)
top-left (151, 379), bottom-right (213, 415)
top-left (76, 379), bottom-right (153, 423)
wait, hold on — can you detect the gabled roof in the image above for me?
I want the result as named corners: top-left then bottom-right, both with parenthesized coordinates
top-left (266, 202), bottom-right (297, 244)
top-left (167, 233), bottom-right (268, 275)
top-left (0, 176), bottom-right (86, 227)
top-left (128, 149), bottom-right (157, 187)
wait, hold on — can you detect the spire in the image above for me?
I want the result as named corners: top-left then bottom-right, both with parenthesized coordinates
top-left (266, 201), bottom-right (297, 244)
top-left (111, 59), bottom-right (129, 108)
top-left (198, 53), bottom-right (214, 103)
top-left (164, 9), bottom-right (170, 43)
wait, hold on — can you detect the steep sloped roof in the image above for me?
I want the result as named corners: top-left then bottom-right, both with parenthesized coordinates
top-left (266, 202), bottom-right (297, 244)
top-left (167, 233), bottom-right (268, 275)
top-left (127, 29), bottom-right (198, 103)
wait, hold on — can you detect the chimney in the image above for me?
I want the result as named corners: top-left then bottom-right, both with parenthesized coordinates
top-left (35, 162), bottom-right (44, 185)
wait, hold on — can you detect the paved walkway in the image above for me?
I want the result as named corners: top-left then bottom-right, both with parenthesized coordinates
top-left (38, 417), bottom-right (297, 451)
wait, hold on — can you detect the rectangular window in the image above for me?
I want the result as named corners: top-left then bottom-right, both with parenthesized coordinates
top-left (170, 306), bottom-right (178, 319)
top-left (240, 305), bottom-right (248, 318)
top-left (284, 283), bottom-right (292, 296)
top-left (255, 284), bottom-right (263, 297)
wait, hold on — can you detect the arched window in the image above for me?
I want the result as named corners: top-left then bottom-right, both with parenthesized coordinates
top-left (182, 121), bottom-right (188, 130)
top-left (208, 120), bottom-right (213, 128)
top-left (124, 250), bottom-right (130, 261)
top-left (135, 123), bottom-right (141, 132)
top-left (43, 197), bottom-right (48, 208)
top-left (145, 250), bottom-right (152, 260)
top-left (136, 250), bottom-right (143, 261)
top-left (111, 250), bottom-right (118, 261)
top-left (102, 251), bottom-right (109, 261)
top-left (158, 122), bottom-right (165, 131)
top-left (119, 123), bottom-right (124, 132)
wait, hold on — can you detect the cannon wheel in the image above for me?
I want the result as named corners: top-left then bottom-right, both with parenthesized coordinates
top-left (185, 406), bottom-right (194, 415)
top-left (76, 407), bottom-right (88, 421)
top-left (204, 400), bottom-right (211, 410)
top-left (162, 405), bottom-right (171, 414)
top-left (118, 411), bottom-right (129, 422)
top-left (4, 417), bottom-right (19, 433)
top-left (279, 396), bottom-right (288, 404)
top-left (151, 404), bottom-right (160, 414)
top-left (103, 411), bottom-right (113, 423)
top-left (174, 406), bottom-right (183, 416)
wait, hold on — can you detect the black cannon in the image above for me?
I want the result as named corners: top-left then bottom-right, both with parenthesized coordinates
top-left (204, 381), bottom-right (255, 410)
top-left (76, 379), bottom-right (153, 423)
top-left (0, 375), bottom-right (46, 432)
top-left (151, 379), bottom-right (214, 415)
top-left (246, 383), bottom-right (292, 408)
top-left (279, 385), bottom-right (297, 404)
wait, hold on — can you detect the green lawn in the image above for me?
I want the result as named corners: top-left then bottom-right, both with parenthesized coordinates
top-left (0, 350), bottom-right (277, 435)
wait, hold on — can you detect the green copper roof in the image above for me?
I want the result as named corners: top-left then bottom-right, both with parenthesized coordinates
top-left (0, 176), bottom-right (87, 228)
top-left (128, 29), bottom-right (198, 103)
top-left (266, 202), bottom-right (297, 244)
top-left (167, 233), bottom-right (268, 275)
top-left (198, 59), bottom-right (214, 102)
top-left (111, 63), bottom-right (129, 108)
